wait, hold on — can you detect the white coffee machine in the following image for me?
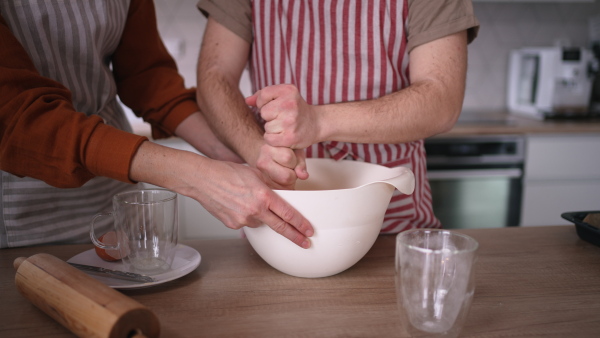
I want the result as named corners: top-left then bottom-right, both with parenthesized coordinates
top-left (507, 46), bottom-right (594, 119)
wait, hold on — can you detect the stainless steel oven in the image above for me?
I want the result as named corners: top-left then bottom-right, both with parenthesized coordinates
top-left (425, 135), bottom-right (525, 229)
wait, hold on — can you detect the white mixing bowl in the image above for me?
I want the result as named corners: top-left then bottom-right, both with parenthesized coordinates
top-left (244, 158), bottom-right (415, 278)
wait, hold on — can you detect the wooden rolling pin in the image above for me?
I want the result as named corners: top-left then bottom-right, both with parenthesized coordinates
top-left (13, 253), bottom-right (160, 338)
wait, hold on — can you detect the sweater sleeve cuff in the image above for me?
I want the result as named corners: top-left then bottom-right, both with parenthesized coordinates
top-left (85, 124), bottom-right (148, 183)
top-left (152, 98), bottom-right (198, 139)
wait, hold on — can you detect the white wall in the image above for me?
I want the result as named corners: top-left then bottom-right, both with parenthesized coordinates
top-left (466, 1), bottom-right (600, 111)
top-left (153, 0), bottom-right (253, 94)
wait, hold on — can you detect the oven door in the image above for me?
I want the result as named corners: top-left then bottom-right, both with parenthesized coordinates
top-left (427, 168), bottom-right (523, 229)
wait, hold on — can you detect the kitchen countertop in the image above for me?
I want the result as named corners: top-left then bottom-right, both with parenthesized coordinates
top-left (436, 111), bottom-right (600, 137)
top-left (2, 225), bottom-right (600, 337)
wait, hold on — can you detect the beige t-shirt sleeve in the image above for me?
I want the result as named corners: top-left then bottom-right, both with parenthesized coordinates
top-left (407, 0), bottom-right (480, 53)
top-left (197, 0), bottom-right (252, 44)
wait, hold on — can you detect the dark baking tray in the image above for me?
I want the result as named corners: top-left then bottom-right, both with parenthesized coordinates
top-left (561, 211), bottom-right (600, 247)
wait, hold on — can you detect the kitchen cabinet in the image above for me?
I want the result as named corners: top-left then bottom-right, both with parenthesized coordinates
top-left (520, 133), bottom-right (600, 226)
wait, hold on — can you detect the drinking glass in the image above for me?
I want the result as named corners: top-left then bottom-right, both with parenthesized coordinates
top-left (90, 189), bottom-right (178, 273)
top-left (395, 229), bottom-right (478, 337)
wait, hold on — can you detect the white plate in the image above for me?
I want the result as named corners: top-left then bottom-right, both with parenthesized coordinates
top-left (67, 244), bottom-right (201, 289)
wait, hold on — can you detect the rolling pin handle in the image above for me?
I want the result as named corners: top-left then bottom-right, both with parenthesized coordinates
top-left (129, 328), bottom-right (148, 338)
top-left (13, 254), bottom-right (160, 337)
top-left (13, 257), bottom-right (26, 270)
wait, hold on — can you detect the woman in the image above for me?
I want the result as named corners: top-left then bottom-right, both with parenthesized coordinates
top-left (0, 0), bottom-right (313, 249)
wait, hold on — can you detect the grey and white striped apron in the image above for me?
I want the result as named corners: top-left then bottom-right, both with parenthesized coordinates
top-left (0, 0), bottom-right (138, 248)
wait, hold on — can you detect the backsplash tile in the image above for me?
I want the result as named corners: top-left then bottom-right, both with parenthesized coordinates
top-left (466, 1), bottom-right (600, 112)
top-left (152, 0), bottom-right (600, 113)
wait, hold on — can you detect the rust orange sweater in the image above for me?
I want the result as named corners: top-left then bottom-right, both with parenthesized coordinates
top-left (0, 0), bottom-right (197, 188)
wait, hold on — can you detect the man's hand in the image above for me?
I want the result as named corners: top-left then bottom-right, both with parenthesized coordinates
top-left (246, 84), bottom-right (321, 149)
top-left (245, 84), bottom-right (312, 190)
top-left (255, 143), bottom-right (308, 190)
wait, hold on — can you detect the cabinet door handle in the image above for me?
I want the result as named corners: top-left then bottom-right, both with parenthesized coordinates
top-left (427, 168), bottom-right (523, 180)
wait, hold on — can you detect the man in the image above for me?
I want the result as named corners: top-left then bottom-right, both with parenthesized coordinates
top-left (0, 0), bottom-right (312, 249)
top-left (196, 0), bottom-right (479, 233)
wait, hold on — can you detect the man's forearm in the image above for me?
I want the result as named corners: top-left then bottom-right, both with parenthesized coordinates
top-left (314, 80), bottom-right (461, 145)
top-left (253, 32), bottom-right (468, 149)
top-left (318, 32), bottom-right (467, 145)
top-left (196, 17), bottom-right (264, 166)
top-left (196, 72), bottom-right (263, 165)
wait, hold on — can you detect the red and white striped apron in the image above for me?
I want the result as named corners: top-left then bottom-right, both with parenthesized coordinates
top-left (249, 0), bottom-right (441, 232)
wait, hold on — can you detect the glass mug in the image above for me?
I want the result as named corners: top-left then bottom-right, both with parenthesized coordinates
top-left (90, 189), bottom-right (178, 273)
top-left (395, 229), bottom-right (479, 337)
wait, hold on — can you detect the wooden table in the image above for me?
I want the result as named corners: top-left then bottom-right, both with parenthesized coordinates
top-left (1, 226), bottom-right (600, 337)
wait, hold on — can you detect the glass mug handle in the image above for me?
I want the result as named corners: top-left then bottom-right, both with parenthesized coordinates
top-left (89, 212), bottom-right (119, 250)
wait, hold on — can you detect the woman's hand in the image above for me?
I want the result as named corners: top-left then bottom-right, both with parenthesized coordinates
top-left (129, 141), bottom-right (314, 248)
